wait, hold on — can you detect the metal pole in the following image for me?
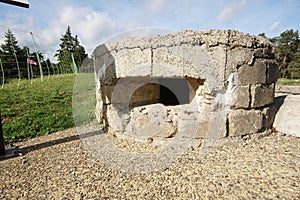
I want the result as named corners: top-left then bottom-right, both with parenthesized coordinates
top-left (0, 111), bottom-right (5, 156)
top-left (30, 32), bottom-right (43, 82)
top-left (0, 58), bottom-right (4, 89)
top-left (9, 31), bottom-right (21, 87)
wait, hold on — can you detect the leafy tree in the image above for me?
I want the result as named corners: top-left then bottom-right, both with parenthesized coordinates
top-left (55, 26), bottom-right (87, 73)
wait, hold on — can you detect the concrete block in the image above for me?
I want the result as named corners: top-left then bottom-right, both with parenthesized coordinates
top-left (226, 47), bottom-right (253, 79)
top-left (230, 85), bottom-right (250, 109)
top-left (238, 60), bottom-right (266, 85)
top-left (228, 109), bottom-right (263, 136)
top-left (251, 84), bottom-right (274, 108)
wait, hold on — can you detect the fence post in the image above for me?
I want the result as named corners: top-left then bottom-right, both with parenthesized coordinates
top-left (0, 112), bottom-right (5, 156)
top-left (0, 111), bottom-right (22, 159)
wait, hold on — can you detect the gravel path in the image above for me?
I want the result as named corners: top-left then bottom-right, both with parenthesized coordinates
top-left (0, 128), bottom-right (299, 199)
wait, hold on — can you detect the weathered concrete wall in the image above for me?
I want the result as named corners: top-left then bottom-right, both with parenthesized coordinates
top-left (94, 30), bottom-right (279, 143)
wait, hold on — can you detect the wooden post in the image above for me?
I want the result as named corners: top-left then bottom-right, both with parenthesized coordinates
top-left (0, 112), bottom-right (5, 156)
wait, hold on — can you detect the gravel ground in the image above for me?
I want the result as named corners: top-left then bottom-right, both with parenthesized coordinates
top-left (0, 128), bottom-right (299, 199)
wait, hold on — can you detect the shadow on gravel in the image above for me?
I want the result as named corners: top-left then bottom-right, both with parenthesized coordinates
top-left (20, 130), bottom-right (101, 154)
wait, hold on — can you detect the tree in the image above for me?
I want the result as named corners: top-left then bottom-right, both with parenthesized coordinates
top-left (73, 35), bottom-right (87, 68)
top-left (258, 33), bottom-right (267, 38)
top-left (0, 29), bottom-right (26, 78)
top-left (55, 26), bottom-right (87, 73)
top-left (1, 29), bottom-right (21, 54)
top-left (270, 29), bottom-right (300, 79)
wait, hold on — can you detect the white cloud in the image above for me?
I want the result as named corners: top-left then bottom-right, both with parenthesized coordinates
top-left (147, 0), bottom-right (168, 13)
top-left (268, 20), bottom-right (281, 32)
top-left (41, 6), bottom-right (116, 56)
top-left (216, 0), bottom-right (247, 24)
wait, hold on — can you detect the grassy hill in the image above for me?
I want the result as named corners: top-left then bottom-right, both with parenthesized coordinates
top-left (0, 75), bottom-right (76, 144)
top-left (0, 74), bottom-right (299, 145)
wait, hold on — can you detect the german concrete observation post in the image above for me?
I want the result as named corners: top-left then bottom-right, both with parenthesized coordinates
top-left (93, 30), bottom-right (279, 144)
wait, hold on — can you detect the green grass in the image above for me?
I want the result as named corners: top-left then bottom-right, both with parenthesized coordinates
top-left (276, 78), bottom-right (300, 85)
top-left (0, 75), bottom-right (78, 144)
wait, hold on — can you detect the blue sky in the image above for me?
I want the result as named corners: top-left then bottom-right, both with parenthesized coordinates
top-left (0, 0), bottom-right (299, 60)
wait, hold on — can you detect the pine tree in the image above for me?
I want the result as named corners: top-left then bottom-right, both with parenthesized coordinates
top-left (55, 26), bottom-right (87, 73)
top-left (0, 29), bottom-right (25, 78)
top-left (1, 29), bottom-right (21, 54)
top-left (73, 35), bottom-right (87, 68)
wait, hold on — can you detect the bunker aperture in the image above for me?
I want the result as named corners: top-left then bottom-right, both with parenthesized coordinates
top-left (94, 30), bottom-right (279, 143)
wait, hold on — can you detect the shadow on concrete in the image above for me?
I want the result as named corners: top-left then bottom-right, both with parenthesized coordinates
top-left (273, 95), bottom-right (287, 114)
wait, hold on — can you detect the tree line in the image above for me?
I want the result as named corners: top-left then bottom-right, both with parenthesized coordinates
top-left (0, 26), bottom-right (88, 83)
top-left (260, 29), bottom-right (300, 79)
top-left (0, 27), bottom-right (299, 83)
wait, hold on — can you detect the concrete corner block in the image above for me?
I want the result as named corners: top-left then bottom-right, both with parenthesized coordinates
top-left (266, 61), bottom-right (279, 84)
top-left (251, 84), bottom-right (274, 108)
top-left (238, 60), bottom-right (266, 85)
top-left (228, 109), bottom-right (263, 137)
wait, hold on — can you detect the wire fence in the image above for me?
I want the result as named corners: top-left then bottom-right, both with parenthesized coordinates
top-left (0, 24), bottom-right (93, 88)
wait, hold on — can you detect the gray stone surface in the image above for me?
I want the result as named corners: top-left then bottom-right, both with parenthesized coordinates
top-left (275, 85), bottom-right (300, 95)
top-left (273, 94), bottom-right (300, 137)
top-left (238, 60), bottom-right (267, 85)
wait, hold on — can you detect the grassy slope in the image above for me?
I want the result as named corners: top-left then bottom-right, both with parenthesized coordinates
top-left (276, 78), bottom-right (300, 85)
top-left (0, 75), bottom-right (76, 144)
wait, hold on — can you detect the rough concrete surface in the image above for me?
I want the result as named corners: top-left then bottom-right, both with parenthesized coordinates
top-left (273, 93), bottom-right (300, 137)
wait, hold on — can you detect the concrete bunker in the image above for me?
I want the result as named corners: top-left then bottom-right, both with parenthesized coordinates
top-left (94, 30), bottom-right (279, 144)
